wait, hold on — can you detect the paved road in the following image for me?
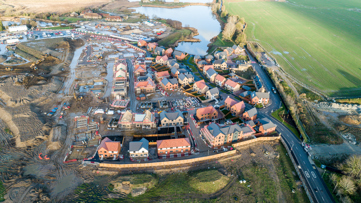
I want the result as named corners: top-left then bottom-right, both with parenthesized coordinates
top-left (246, 49), bottom-right (334, 203)
top-left (126, 59), bottom-right (136, 112)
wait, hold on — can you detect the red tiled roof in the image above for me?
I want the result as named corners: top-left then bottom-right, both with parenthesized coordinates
top-left (156, 71), bottom-right (170, 78)
top-left (194, 80), bottom-right (207, 90)
top-left (225, 97), bottom-right (237, 107)
top-left (135, 64), bottom-right (146, 72)
top-left (215, 74), bottom-right (226, 82)
top-left (148, 43), bottom-right (158, 48)
top-left (98, 137), bottom-right (120, 151)
top-left (157, 138), bottom-right (190, 149)
top-left (165, 48), bottom-right (173, 54)
top-left (225, 79), bottom-right (239, 88)
top-left (197, 106), bottom-right (217, 116)
top-left (135, 79), bottom-right (155, 88)
top-left (233, 101), bottom-right (245, 111)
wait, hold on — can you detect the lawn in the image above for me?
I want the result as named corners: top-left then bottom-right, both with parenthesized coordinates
top-left (158, 29), bottom-right (192, 47)
top-left (224, 0), bottom-right (361, 97)
top-left (272, 105), bottom-right (301, 138)
top-left (59, 17), bottom-right (84, 23)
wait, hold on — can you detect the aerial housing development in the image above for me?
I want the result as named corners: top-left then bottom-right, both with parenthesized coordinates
top-left (0, 0), bottom-right (356, 202)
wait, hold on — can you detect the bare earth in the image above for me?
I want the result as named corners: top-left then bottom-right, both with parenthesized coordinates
top-left (3, 0), bottom-right (112, 13)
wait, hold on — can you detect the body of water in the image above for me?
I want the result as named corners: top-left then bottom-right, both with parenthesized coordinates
top-left (132, 6), bottom-right (221, 55)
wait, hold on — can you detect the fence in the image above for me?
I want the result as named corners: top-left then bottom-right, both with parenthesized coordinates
top-left (99, 150), bottom-right (237, 169)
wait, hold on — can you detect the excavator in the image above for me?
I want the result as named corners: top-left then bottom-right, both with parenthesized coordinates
top-left (73, 92), bottom-right (84, 101)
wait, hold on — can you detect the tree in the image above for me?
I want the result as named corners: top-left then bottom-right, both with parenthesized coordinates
top-left (235, 32), bottom-right (247, 45)
top-left (0, 21), bottom-right (4, 31)
top-left (338, 176), bottom-right (356, 195)
top-left (227, 15), bottom-right (238, 24)
top-left (343, 155), bottom-right (361, 178)
top-left (222, 22), bottom-right (236, 41)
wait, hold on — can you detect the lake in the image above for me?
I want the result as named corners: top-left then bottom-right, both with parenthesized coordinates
top-left (132, 6), bottom-right (221, 55)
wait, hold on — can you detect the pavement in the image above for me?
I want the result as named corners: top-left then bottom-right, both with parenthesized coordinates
top-left (245, 49), bottom-right (335, 203)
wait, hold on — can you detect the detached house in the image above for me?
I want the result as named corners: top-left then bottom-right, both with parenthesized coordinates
top-left (256, 118), bottom-right (277, 135)
top-left (213, 59), bottom-right (228, 70)
top-left (147, 43), bottom-right (158, 52)
top-left (193, 80), bottom-right (209, 94)
top-left (194, 55), bottom-right (201, 63)
top-left (154, 47), bottom-right (165, 55)
top-left (129, 138), bottom-right (149, 158)
top-left (197, 60), bottom-right (208, 68)
top-left (134, 64), bottom-right (147, 76)
top-left (161, 78), bottom-right (178, 90)
top-left (203, 65), bottom-right (214, 74)
top-left (206, 68), bottom-right (218, 83)
top-left (232, 45), bottom-right (243, 55)
top-left (201, 123), bottom-right (255, 147)
top-left (242, 107), bottom-right (258, 121)
top-left (173, 50), bottom-right (187, 60)
top-left (214, 74), bottom-right (226, 87)
top-left (167, 59), bottom-right (179, 69)
top-left (160, 110), bottom-right (184, 127)
top-left (118, 110), bottom-right (133, 129)
top-left (133, 110), bottom-right (156, 129)
top-left (157, 138), bottom-right (191, 157)
top-left (250, 91), bottom-right (270, 105)
top-left (155, 55), bottom-right (168, 65)
top-left (224, 47), bottom-right (234, 56)
top-left (224, 79), bottom-right (241, 93)
top-left (98, 137), bottom-right (121, 160)
top-left (134, 78), bottom-right (156, 94)
top-left (155, 71), bottom-right (170, 82)
top-left (164, 48), bottom-right (173, 58)
top-left (138, 39), bottom-right (147, 47)
top-left (178, 73), bottom-right (194, 86)
top-left (224, 97), bottom-right (245, 116)
top-left (205, 55), bottom-right (214, 63)
top-left (196, 106), bottom-right (218, 121)
top-left (214, 51), bottom-right (227, 60)
top-left (206, 87), bottom-right (220, 100)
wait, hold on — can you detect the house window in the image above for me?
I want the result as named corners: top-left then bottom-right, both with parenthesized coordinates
top-left (185, 149), bottom-right (188, 151)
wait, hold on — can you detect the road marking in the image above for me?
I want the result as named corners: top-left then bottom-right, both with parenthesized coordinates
top-left (311, 171), bottom-right (317, 179)
top-left (304, 171), bottom-right (310, 178)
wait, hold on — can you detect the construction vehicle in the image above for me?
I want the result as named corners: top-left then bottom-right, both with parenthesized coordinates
top-left (73, 92), bottom-right (84, 101)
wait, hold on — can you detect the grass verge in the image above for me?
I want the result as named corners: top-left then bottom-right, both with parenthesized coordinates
top-left (272, 105), bottom-right (301, 138)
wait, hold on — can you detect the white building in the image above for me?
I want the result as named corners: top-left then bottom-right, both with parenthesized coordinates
top-left (6, 38), bottom-right (20, 45)
top-left (8, 25), bottom-right (28, 32)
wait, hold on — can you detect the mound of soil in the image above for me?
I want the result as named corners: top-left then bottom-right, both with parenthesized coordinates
top-left (339, 115), bottom-right (361, 125)
top-left (0, 55), bottom-right (7, 63)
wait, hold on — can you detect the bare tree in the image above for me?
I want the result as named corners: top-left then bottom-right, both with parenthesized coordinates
top-left (227, 15), bottom-right (238, 24)
top-left (343, 155), bottom-right (361, 178)
top-left (222, 22), bottom-right (236, 41)
top-left (338, 176), bottom-right (356, 195)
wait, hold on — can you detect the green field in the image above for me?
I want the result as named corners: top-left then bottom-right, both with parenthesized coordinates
top-left (224, 0), bottom-right (361, 97)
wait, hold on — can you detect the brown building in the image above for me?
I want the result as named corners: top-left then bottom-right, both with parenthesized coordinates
top-left (83, 13), bottom-right (102, 19)
top-left (106, 16), bottom-right (122, 22)
top-left (196, 106), bottom-right (218, 121)
top-left (157, 138), bottom-right (191, 157)
top-left (98, 137), bottom-right (121, 160)
top-left (242, 108), bottom-right (258, 121)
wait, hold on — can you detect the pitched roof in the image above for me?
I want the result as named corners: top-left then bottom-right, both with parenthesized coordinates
top-left (120, 110), bottom-right (133, 122)
top-left (194, 80), bottom-right (207, 90)
top-left (160, 110), bottom-right (183, 121)
top-left (194, 55), bottom-right (201, 59)
top-left (156, 55), bottom-right (168, 61)
top-left (214, 59), bottom-right (225, 65)
top-left (258, 118), bottom-right (277, 130)
top-left (161, 77), bottom-right (170, 86)
top-left (129, 138), bottom-right (149, 151)
top-left (225, 79), bottom-right (239, 88)
top-left (206, 55), bottom-right (214, 59)
top-left (241, 125), bottom-right (256, 134)
top-left (148, 42), bottom-right (158, 48)
top-left (99, 137), bottom-right (120, 151)
top-left (169, 78), bottom-right (178, 85)
top-left (208, 87), bottom-right (219, 95)
top-left (168, 59), bottom-right (178, 66)
top-left (134, 64), bottom-right (146, 72)
top-left (232, 45), bottom-right (241, 50)
top-left (173, 50), bottom-right (184, 56)
top-left (155, 47), bottom-right (164, 52)
top-left (233, 101), bottom-right (245, 111)
top-left (225, 97), bottom-right (237, 107)
top-left (156, 71), bottom-right (170, 78)
top-left (197, 106), bottom-right (217, 116)
top-left (206, 68), bottom-right (217, 77)
top-left (157, 138), bottom-right (190, 149)
top-left (203, 65), bottom-right (214, 72)
top-left (256, 92), bottom-right (270, 99)
top-left (165, 48), bottom-right (173, 54)
top-left (215, 74), bottom-right (226, 82)
top-left (178, 73), bottom-right (186, 81)
top-left (207, 123), bottom-right (244, 137)
top-left (240, 91), bottom-right (250, 97)
top-left (245, 107), bottom-right (257, 118)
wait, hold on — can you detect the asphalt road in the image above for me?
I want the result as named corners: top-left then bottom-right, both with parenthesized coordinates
top-left (246, 49), bottom-right (335, 203)
top-left (126, 59), bottom-right (136, 112)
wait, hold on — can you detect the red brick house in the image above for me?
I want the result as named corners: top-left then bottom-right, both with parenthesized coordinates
top-left (147, 43), bottom-right (158, 52)
top-left (137, 39), bottom-right (148, 47)
top-left (157, 138), bottom-right (191, 157)
top-left (257, 118), bottom-right (277, 135)
top-left (155, 70), bottom-right (170, 82)
top-left (98, 137), bottom-right (121, 160)
top-left (250, 91), bottom-right (270, 105)
top-left (225, 97), bottom-right (245, 116)
top-left (164, 48), bottom-right (173, 58)
top-left (242, 108), bottom-right (258, 121)
top-left (196, 106), bottom-right (218, 121)
top-left (134, 64), bottom-right (147, 76)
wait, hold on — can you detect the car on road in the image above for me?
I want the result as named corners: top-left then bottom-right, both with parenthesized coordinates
top-left (271, 87), bottom-right (277, 94)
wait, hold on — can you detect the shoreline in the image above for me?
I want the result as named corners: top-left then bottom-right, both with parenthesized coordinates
top-left (139, 2), bottom-right (211, 9)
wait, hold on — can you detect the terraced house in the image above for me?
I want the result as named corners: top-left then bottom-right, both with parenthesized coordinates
top-left (157, 138), bottom-right (191, 157)
top-left (160, 110), bottom-right (184, 127)
top-left (224, 97), bottom-right (245, 116)
top-left (201, 123), bottom-right (255, 147)
top-left (250, 91), bottom-right (270, 105)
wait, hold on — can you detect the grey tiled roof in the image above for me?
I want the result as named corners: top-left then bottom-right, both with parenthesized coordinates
top-left (213, 59), bottom-right (224, 65)
top-left (129, 138), bottom-right (149, 151)
top-left (160, 110), bottom-right (183, 121)
top-left (169, 78), bottom-right (178, 85)
top-left (161, 77), bottom-right (170, 86)
top-left (246, 108), bottom-right (257, 118)
top-left (206, 68), bottom-right (217, 77)
top-left (208, 87), bottom-right (219, 95)
top-left (178, 73), bottom-right (186, 81)
top-left (173, 50), bottom-right (183, 56)
top-left (171, 67), bottom-right (178, 75)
